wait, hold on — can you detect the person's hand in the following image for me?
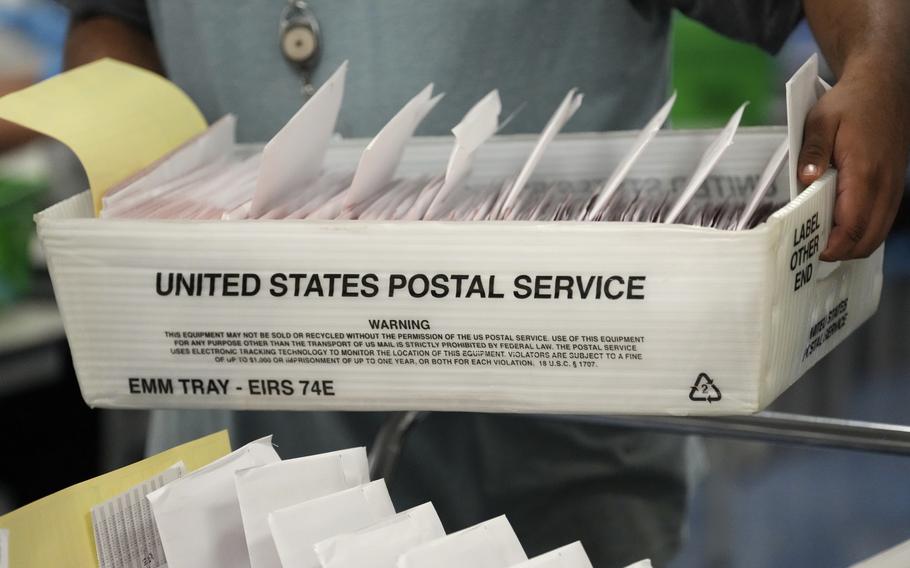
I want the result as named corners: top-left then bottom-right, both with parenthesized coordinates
top-left (0, 76), bottom-right (38, 152)
top-left (797, 57), bottom-right (910, 261)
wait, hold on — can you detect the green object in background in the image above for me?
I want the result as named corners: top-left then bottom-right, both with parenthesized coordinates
top-left (671, 14), bottom-right (774, 128)
top-left (0, 178), bottom-right (45, 306)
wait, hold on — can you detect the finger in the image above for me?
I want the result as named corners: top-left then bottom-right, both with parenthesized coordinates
top-left (846, 174), bottom-right (903, 258)
top-left (820, 163), bottom-right (878, 261)
top-left (798, 103), bottom-right (839, 186)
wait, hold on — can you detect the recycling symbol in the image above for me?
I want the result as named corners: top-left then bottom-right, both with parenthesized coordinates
top-left (689, 373), bottom-right (722, 403)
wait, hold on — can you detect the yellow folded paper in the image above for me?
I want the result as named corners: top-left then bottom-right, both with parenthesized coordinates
top-left (0, 430), bottom-right (230, 568)
top-left (0, 58), bottom-right (207, 215)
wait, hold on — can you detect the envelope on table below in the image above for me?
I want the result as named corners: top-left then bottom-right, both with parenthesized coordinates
top-left (267, 478), bottom-right (395, 568)
top-left (396, 515), bottom-right (527, 568)
top-left (314, 502), bottom-right (445, 568)
top-left (235, 447), bottom-right (370, 568)
top-left (510, 542), bottom-right (593, 568)
top-left (146, 436), bottom-right (280, 568)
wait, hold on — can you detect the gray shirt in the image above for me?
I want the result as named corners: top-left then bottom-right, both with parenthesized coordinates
top-left (66, 0), bottom-right (801, 142)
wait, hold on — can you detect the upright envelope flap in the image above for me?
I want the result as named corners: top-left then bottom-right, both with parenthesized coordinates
top-left (737, 138), bottom-right (789, 230)
top-left (786, 54), bottom-right (820, 200)
top-left (345, 84), bottom-right (443, 210)
top-left (664, 102), bottom-right (747, 223)
top-left (427, 90), bottom-right (501, 218)
top-left (500, 88), bottom-right (583, 213)
top-left (586, 92), bottom-right (676, 221)
top-left (0, 58), bottom-right (207, 215)
top-left (444, 91), bottom-right (501, 187)
top-left (251, 62), bottom-right (348, 217)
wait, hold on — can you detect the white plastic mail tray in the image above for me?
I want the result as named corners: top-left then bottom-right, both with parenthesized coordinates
top-left (35, 128), bottom-right (883, 415)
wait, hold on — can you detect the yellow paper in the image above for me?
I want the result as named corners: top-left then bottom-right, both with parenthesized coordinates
top-left (0, 430), bottom-right (230, 568)
top-left (0, 58), bottom-right (207, 214)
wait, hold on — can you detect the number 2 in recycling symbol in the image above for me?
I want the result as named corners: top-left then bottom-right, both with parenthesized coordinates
top-left (689, 372), bottom-right (722, 403)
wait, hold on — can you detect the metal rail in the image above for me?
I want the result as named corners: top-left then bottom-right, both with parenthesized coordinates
top-left (548, 411), bottom-right (910, 456)
top-left (369, 411), bottom-right (910, 478)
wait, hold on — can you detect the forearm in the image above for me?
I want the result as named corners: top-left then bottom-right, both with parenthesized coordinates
top-left (803, 0), bottom-right (910, 85)
top-left (0, 77), bottom-right (38, 152)
top-left (799, 0), bottom-right (910, 260)
top-left (64, 15), bottom-right (163, 73)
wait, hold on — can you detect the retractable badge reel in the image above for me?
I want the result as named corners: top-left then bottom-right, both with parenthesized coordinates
top-left (280, 0), bottom-right (321, 96)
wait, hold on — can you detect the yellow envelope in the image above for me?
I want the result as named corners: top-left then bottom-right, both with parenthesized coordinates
top-left (0, 430), bottom-right (230, 567)
top-left (0, 58), bottom-right (207, 215)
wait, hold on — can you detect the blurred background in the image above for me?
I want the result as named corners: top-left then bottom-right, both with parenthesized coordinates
top-left (0, 3), bottom-right (908, 567)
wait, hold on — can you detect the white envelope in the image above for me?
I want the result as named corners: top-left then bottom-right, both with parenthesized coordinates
top-left (850, 537), bottom-right (910, 567)
top-left (426, 90), bottom-right (501, 218)
top-left (146, 436), bottom-right (280, 568)
top-left (268, 479), bottom-right (395, 568)
top-left (586, 93), bottom-right (675, 220)
top-left (786, 53), bottom-right (820, 200)
top-left (344, 84), bottom-right (443, 212)
top-left (509, 542), bottom-right (593, 568)
top-left (664, 102), bottom-right (747, 224)
top-left (236, 447), bottom-right (369, 568)
top-left (251, 62), bottom-right (348, 217)
top-left (396, 515), bottom-right (527, 568)
top-left (314, 502), bottom-right (445, 568)
top-left (737, 138), bottom-right (788, 230)
top-left (499, 89), bottom-right (583, 214)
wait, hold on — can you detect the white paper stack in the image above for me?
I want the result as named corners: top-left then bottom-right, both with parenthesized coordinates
top-left (96, 61), bottom-right (777, 230)
top-left (118, 436), bottom-right (652, 568)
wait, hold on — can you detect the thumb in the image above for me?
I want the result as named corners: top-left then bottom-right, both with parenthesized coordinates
top-left (798, 103), bottom-right (839, 186)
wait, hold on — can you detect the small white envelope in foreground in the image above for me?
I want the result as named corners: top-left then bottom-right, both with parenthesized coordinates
top-left (314, 502), bottom-right (445, 568)
top-left (146, 436), bottom-right (280, 568)
top-left (268, 479), bottom-right (395, 568)
top-left (236, 446), bottom-right (370, 568)
top-left (510, 542), bottom-right (593, 568)
top-left (396, 515), bottom-right (527, 568)
top-left (849, 537), bottom-right (910, 568)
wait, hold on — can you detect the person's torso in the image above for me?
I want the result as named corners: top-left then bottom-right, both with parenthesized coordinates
top-left (147, 0), bottom-right (672, 143)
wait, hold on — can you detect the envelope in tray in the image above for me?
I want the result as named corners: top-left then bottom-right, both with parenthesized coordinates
top-left (35, 128), bottom-right (883, 415)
